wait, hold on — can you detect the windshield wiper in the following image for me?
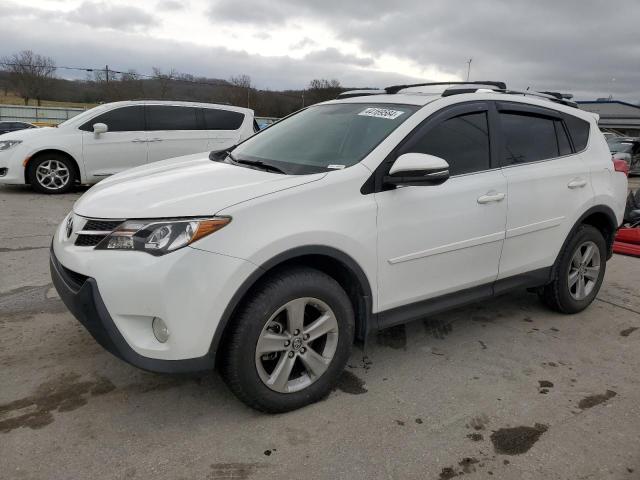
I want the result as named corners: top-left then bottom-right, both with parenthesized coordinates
top-left (233, 158), bottom-right (287, 174)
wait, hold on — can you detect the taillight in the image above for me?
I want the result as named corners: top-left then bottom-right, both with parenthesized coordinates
top-left (613, 158), bottom-right (629, 176)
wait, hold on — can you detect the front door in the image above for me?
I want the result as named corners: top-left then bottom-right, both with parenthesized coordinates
top-left (375, 102), bottom-right (507, 318)
top-left (80, 105), bottom-right (148, 181)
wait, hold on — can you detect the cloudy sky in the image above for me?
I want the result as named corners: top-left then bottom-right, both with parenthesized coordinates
top-left (1, 0), bottom-right (638, 100)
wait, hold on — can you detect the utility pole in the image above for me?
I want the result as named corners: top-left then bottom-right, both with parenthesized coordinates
top-left (466, 58), bottom-right (472, 82)
top-left (105, 65), bottom-right (109, 84)
top-left (302, 90), bottom-right (305, 108)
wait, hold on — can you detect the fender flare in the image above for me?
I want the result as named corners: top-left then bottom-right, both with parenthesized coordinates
top-left (552, 204), bottom-right (618, 273)
top-left (207, 245), bottom-right (374, 361)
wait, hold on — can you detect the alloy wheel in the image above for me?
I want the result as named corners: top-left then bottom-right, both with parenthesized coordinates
top-left (255, 297), bottom-right (339, 393)
top-left (568, 240), bottom-right (601, 300)
top-left (35, 159), bottom-right (70, 191)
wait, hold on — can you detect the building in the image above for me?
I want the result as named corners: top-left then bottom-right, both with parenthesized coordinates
top-left (577, 100), bottom-right (640, 137)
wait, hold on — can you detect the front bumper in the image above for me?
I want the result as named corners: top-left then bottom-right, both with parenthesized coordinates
top-left (50, 247), bottom-right (217, 373)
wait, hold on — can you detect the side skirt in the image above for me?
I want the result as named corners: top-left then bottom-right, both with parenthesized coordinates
top-left (375, 267), bottom-right (551, 330)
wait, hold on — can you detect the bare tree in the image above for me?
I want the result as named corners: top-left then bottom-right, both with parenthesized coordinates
top-left (229, 74), bottom-right (252, 107)
top-left (0, 50), bottom-right (56, 105)
top-left (307, 78), bottom-right (342, 104)
top-left (152, 67), bottom-right (176, 99)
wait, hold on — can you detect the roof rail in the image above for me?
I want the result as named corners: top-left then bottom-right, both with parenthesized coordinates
top-left (499, 89), bottom-right (579, 108)
top-left (385, 81), bottom-right (507, 94)
top-left (438, 85), bottom-right (579, 109)
top-left (337, 89), bottom-right (386, 99)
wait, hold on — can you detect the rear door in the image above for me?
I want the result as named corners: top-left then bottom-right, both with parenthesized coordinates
top-left (80, 105), bottom-right (148, 180)
top-left (496, 102), bottom-right (593, 279)
top-left (202, 107), bottom-right (247, 151)
top-left (145, 105), bottom-right (209, 163)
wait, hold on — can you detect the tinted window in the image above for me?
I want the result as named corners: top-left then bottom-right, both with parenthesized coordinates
top-left (407, 112), bottom-right (491, 176)
top-left (501, 113), bottom-right (558, 164)
top-left (564, 115), bottom-right (590, 151)
top-left (146, 106), bottom-right (200, 131)
top-left (80, 106), bottom-right (145, 132)
top-left (555, 121), bottom-right (572, 156)
top-left (202, 108), bottom-right (244, 130)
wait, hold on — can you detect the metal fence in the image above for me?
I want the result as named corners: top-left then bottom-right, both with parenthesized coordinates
top-left (0, 104), bottom-right (86, 125)
top-left (0, 104), bottom-right (279, 127)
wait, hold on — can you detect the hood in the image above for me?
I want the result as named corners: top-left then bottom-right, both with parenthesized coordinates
top-left (0, 126), bottom-right (56, 140)
top-left (73, 153), bottom-right (326, 218)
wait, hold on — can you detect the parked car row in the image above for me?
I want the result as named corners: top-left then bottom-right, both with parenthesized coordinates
top-left (607, 136), bottom-right (640, 176)
top-left (0, 101), bottom-right (257, 193)
top-left (0, 120), bottom-right (37, 135)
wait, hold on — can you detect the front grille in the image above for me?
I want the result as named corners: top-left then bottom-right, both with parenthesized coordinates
top-left (74, 218), bottom-right (123, 247)
top-left (75, 234), bottom-right (105, 247)
top-left (82, 219), bottom-right (122, 231)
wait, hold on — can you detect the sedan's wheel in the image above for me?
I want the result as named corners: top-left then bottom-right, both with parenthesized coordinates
top-left (539, 225), bottom-right (606, 313)
top-left (28, 154), bottom-right (76, 194)
top-left (222, 267), bottom-right (354, 413)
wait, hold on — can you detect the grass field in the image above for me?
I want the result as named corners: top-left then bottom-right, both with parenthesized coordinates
top-left (0, 92), bottom-right (95, 109)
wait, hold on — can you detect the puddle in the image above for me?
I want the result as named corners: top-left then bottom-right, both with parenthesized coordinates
top-left (0, 284), bottom-right (66, 321)
top-left (578, 390), bottom-right (617, 409)
top-left (0, 373), bottom-right (115, 433)
top-left (490, 423), bottom-right (548, 455)
top-left (334, 371), bottom-right (367, 395)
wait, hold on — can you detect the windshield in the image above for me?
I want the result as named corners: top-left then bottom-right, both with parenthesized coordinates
top-left (607, 140), bottom-right (634, 154)
top-left (231, 103), bottom-right (418, 174)
top-left (58, 104), bottom-right (107, 128)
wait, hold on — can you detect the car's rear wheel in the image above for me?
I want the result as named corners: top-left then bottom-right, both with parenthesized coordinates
top-left (539, 225), bottom-right (606, 313)
top-left (28, 153), bottom-right (76, 194)
top-left (221, 267), bottom-right (354, 413)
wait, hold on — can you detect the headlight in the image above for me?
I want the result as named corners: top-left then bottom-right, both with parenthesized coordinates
top-left (95, 217), bottom-right (231, 255)
top-left (0, 140), bottom-right (22, 151)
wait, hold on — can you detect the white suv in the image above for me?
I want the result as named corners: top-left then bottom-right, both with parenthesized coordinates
top-left (50, 82), bottom-right (628, 412)
top-left (0, 100), bottom-right (256, 193)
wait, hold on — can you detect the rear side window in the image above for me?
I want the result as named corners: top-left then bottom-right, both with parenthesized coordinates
top-left (564, 115), bottom-right (590, 151)
top-left (146, 106), bottom-right (200, 131)
top-left (80, 106), bottom-right (145, 132)
top-left (202, 108), bottom-right (244, 130)
top-left (555, 120), bottom-right (572, 156)
top-left (406, 112), bottom-right (491, 176)
top-left (500, 113), bottom-right (558, 164)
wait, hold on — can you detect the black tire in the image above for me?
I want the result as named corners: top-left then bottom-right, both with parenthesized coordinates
top-left (27, 153), bottom-right (76, 194)
top-left (539, 225), bottom-right (607, 314)
top-left (221, 267), bottom-right (355, 413)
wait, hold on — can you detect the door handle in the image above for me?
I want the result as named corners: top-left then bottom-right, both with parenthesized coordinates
top-left (567, 178), bottom-right (587, 189)
top-left (149, 138), bottom-right (163, 142)
top-left (477, 192), bottom-right (506, 204)
top-left (131, 138), bottom-right (147, 143)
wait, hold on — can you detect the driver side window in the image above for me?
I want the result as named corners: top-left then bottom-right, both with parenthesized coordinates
top-left (79, 106), bottom-right (145, 132)
top-left (405, 112), bottom-right (491, 176)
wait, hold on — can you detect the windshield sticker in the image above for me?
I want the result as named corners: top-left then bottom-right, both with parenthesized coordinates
top-left (358, 107), bottom-right (405, 120)
top-left (327, 164), bottom-right (345, 170)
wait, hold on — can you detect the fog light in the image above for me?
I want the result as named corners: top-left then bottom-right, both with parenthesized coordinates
top-left (152, 317), bottom-right (169, 343)
top-left (0, 167), bottom-right (7, 177)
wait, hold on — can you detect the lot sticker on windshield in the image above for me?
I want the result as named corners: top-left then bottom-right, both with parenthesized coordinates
top-left (358, 107), bottom-right (405, 120)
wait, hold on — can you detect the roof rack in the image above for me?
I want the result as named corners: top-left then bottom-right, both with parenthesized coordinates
top-left (496, 89), bottom-right (579, 108)
top-left (385, 81), bottom-right (507, 95)
top-left (337, 89), bottom-right (386, 99)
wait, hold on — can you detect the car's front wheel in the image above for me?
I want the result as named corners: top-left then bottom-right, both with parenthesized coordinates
top-left (221, 267), bottom-right (355, 413)
top-left (28, 153), bottom-right (76, 194)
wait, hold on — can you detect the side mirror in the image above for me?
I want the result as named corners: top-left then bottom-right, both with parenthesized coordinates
top-left (384, 153), bottom-right (450, 187)
top-left (93, 123), bottom-right (108, 135)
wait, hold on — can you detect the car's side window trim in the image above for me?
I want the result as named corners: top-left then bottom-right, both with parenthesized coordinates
top-left (493, 101), bottom-right (592, 168)
top-left (362, 101), bottom-right (494, 194)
